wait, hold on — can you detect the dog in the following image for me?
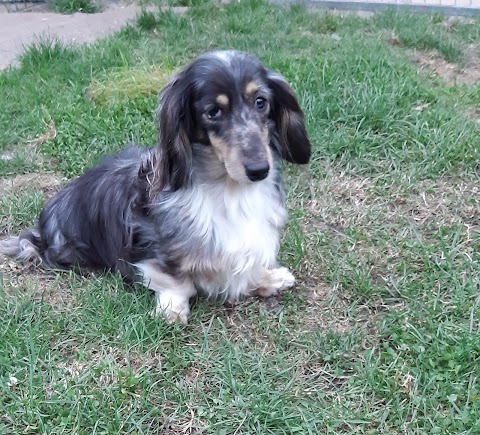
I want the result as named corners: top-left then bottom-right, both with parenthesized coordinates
top-left (0, 50), bottom-right (311, 324)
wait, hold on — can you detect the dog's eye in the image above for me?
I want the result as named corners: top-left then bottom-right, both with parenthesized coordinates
top-left (255, 97), bottom-right (268, 111)
top-left (207, 106), bottom-right (222, 120)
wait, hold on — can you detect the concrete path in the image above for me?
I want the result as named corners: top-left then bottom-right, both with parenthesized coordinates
top-left (0, 4), bottom-right (162, 70)
top-left (1, 0), bottom-right (477, 71)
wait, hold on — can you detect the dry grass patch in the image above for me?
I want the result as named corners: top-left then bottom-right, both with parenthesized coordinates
top-left (0, 173), bottom-right (63, 235)
top-left (302, 167), bottom-right (479, 242)
top-left (0, 172), bottom-right (63, 196)
top-left (0, 262), bottom-right (77, 313)
top-left (465, 106), bottom-right (480, 121)
top-left (87, 65), bottom-right (173, 105)
top-left (0, 172), bottom-right (69, 310)
top-left (291, 166), bottom-right (479, 311)
top-left (304, 169), bottom-right (378, 231)
top-left (411, 45), bottom-right (480, 86)
top-left (1, 120), bottom-right (57, 174)
top-left (54, 345), bottom-right (161, 386)
top-left (284, 169), bottom-right (384, 335)
top-left (390, 177), bottom-right (479, 228)
top-left (0, 144), bottom-right (49, 174)
top-left (300, 283), bottom-right (374, 335)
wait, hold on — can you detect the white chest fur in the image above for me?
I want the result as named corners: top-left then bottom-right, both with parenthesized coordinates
top-left (180, 175), bottom-right (287, 298)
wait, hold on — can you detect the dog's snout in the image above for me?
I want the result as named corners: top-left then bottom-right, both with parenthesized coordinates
top-left (244, 161), bottom-right (270, 182)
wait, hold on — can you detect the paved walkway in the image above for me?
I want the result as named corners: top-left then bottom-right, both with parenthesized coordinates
top-left (0, 4), bottom-right (164, 70)
top-left (275, 0), bottom-right (479, 15)
top-left (1, 0), bottom-right (478, 70)
top-left (317, 0), bottom-right (478, 5)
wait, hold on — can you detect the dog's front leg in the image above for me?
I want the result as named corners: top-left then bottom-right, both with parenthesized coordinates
top-left (252, 267), bottom-right (296, 298)
top-left (135, 261), bottom-right (196, 324)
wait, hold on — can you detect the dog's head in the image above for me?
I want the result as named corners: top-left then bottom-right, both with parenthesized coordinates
top-left (154, 50), bottom-right (311, 191)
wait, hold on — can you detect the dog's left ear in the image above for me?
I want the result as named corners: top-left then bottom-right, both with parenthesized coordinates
top-left (267, 71), bottom-right (312, 164)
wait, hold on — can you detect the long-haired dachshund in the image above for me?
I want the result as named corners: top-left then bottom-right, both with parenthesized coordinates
top-left (0, 50), bottom-right (311, 323)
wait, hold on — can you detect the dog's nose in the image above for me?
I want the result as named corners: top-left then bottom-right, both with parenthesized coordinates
top-left (244, 161), bottom-right (270, 181)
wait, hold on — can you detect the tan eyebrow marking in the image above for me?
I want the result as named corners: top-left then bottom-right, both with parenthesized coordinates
top-left (216, 94), bottom-right (229, 105)
top-left (245, 81), bottom-right (258, 96)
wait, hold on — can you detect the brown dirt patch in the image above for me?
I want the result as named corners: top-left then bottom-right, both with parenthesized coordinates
top-left (411, 45), bottom-right (480, 86)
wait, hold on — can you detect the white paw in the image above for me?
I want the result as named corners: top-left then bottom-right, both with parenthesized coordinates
top-left (150, 301), bottom-right (190, 325)
top-left (165, 308), bottom-right (189, 325)
top-left (274, 267), bottom-right (295, 290)
top-left (254, 267), bottom-right (296, 298)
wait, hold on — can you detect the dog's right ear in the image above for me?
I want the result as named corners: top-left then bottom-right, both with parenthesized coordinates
top-left (266, 71), bottom-right (311, 165)
top-left (152, 71), bottom-right (194, 193)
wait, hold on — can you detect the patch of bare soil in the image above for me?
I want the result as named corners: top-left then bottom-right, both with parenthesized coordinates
top-left (410, 44), bottom-right (480, 86)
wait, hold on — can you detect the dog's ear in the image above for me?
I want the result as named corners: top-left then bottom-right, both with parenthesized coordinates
top-left (267, 71), bottom-right (311, 164)
top-left (153, 71), bottom-right (194, 193)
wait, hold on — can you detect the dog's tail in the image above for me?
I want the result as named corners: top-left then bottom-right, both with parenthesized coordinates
top-left (0, 230), bottom-right (43, 265)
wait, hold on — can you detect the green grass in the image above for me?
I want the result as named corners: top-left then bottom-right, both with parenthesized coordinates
top-left (374, 11), bottom-right (464, 62)
top-left (48, 0), bottom-right (100, 14)
top-left (87, 65), bottom-right (172, 105)
top-left (1, 3), bottom-right (480, 433)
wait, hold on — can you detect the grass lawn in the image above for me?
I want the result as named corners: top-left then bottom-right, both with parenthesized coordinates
top-left (1, 1), bottom-right (480, 433)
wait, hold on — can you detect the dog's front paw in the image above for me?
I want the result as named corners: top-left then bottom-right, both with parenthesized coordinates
top-left (274, 267), bottom-right (295, 290)
top-left (150, 306), bottom-right (190, 324)
top-left (150, 299), bottom-right (190, 325)
top-left (254, 267), bottom-right (296, 298)
top-left (165, 308), bottom-right (190, 325)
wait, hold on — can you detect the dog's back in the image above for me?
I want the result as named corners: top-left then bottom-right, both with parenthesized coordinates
top-left (0, 145), bottom-right (152, 279)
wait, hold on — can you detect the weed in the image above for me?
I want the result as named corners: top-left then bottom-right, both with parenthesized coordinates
top-left (49, 0), bottom-right (99, 13)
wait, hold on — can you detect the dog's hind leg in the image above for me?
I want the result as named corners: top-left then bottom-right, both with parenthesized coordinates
top-left (134, 260), bottom-right (197, 324)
